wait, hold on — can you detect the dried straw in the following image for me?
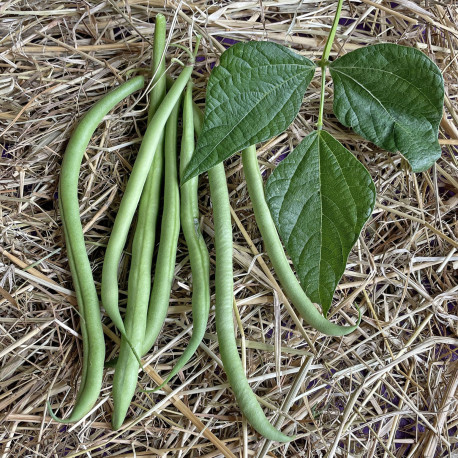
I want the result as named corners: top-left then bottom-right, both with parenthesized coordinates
top-left (1, 1), bottom-right (457, 457)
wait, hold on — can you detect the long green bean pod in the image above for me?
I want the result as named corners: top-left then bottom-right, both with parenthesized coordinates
top-left (49, 75), bottom-right (145, 423)
top-left (153, 82), bottom-right (210, 390)
top-left (141, 97), bottom-right (181, 355)
top-left (111, 15), bottom-right (167, 430)
top-left (101, 37), bottom-right (200, 339)
top-left (207, 160), bottom-right (291, 442)
top-left (59, 198), bottom-right (89, 395)
top-left (242, 145), bottom-right (360, 336)
top-left (193, 106), bottom-right (290, 441)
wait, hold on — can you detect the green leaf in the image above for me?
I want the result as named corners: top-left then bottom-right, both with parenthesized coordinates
top-left (182, 41), bottom-right (316, 182)
top-left (329, 43), bottom-right (444, 172)
top-left (265, 131), bottom-right (375, 315)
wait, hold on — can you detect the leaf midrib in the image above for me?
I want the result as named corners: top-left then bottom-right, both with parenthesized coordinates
top-left (317, 132), bottom-right (350, 306)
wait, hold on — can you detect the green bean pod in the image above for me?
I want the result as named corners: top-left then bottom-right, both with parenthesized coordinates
top-left (111, 15), bottom-right (167, 430)
top-left (59, 199), bottom-right (89, 396)
top-left (50, 75), bottom-right (145, 423)
top-left (153, 82), bottom-right (210, 390)
top-left (101, 39), bottom-right (199, 339)
top-left (207, 160), bottom-right (291, 442)
top-left (141, 96), bottom-right (181, 356)
top-left (242, 145), bottom-right (360, 336)
top-left (193, 106), bottom-right (290, 441)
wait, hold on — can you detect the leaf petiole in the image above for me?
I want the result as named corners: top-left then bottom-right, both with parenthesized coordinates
top-left (317, 0), bottom-right (344, 130)
top-left (321, 0), bottom-right (344, 64)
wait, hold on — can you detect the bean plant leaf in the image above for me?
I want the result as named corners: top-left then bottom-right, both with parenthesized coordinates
top-left (329, 43), bottom-right (444, 172)
top-left (265, 130), bottom-right (375, 316)
top-left (182, 41), bottom-right (316, 182)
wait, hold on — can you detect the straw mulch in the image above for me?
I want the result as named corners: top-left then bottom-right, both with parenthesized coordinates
top-left (1, 1), bottom-right (457, 457)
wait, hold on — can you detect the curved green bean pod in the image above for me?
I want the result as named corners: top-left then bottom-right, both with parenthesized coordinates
top-left (242, 145), bottom-right (360, 336)
top-left (153, 82), bottom-right (210, 391)
top-left (207, 160), bottom-right (291, 442)
top-left (192, 105), bottom-right (290, 441)
top-left (111, 15), bottom-right (167, 430)
top-left (59, 197), bottom-right (89, 396)
top-left (101, 38), bottom-right (199, 339)
top-left (141, 96), bottom-right (181, 356)
top-left (49, 75), bottom-right (145, 423)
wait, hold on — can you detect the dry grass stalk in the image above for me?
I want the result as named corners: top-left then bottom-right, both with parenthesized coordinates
top-left (1, 1), bottom-right (457, 457)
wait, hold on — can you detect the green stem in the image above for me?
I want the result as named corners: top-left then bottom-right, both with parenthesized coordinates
top-left (317, 0), bottom-right (344, 130)
top-left (321, 0), bottom-right (344, 64)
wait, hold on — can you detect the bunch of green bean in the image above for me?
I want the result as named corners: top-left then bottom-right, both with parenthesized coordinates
top-left (107, 17), bottom-right (210, 429)
top-left (52, 14), bottom-right (361, 443)
top-left (51, 15), bottom-right (209, 427)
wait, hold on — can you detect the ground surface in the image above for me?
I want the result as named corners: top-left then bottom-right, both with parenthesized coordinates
top-left (0, 1), bottom-right (457, 457)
